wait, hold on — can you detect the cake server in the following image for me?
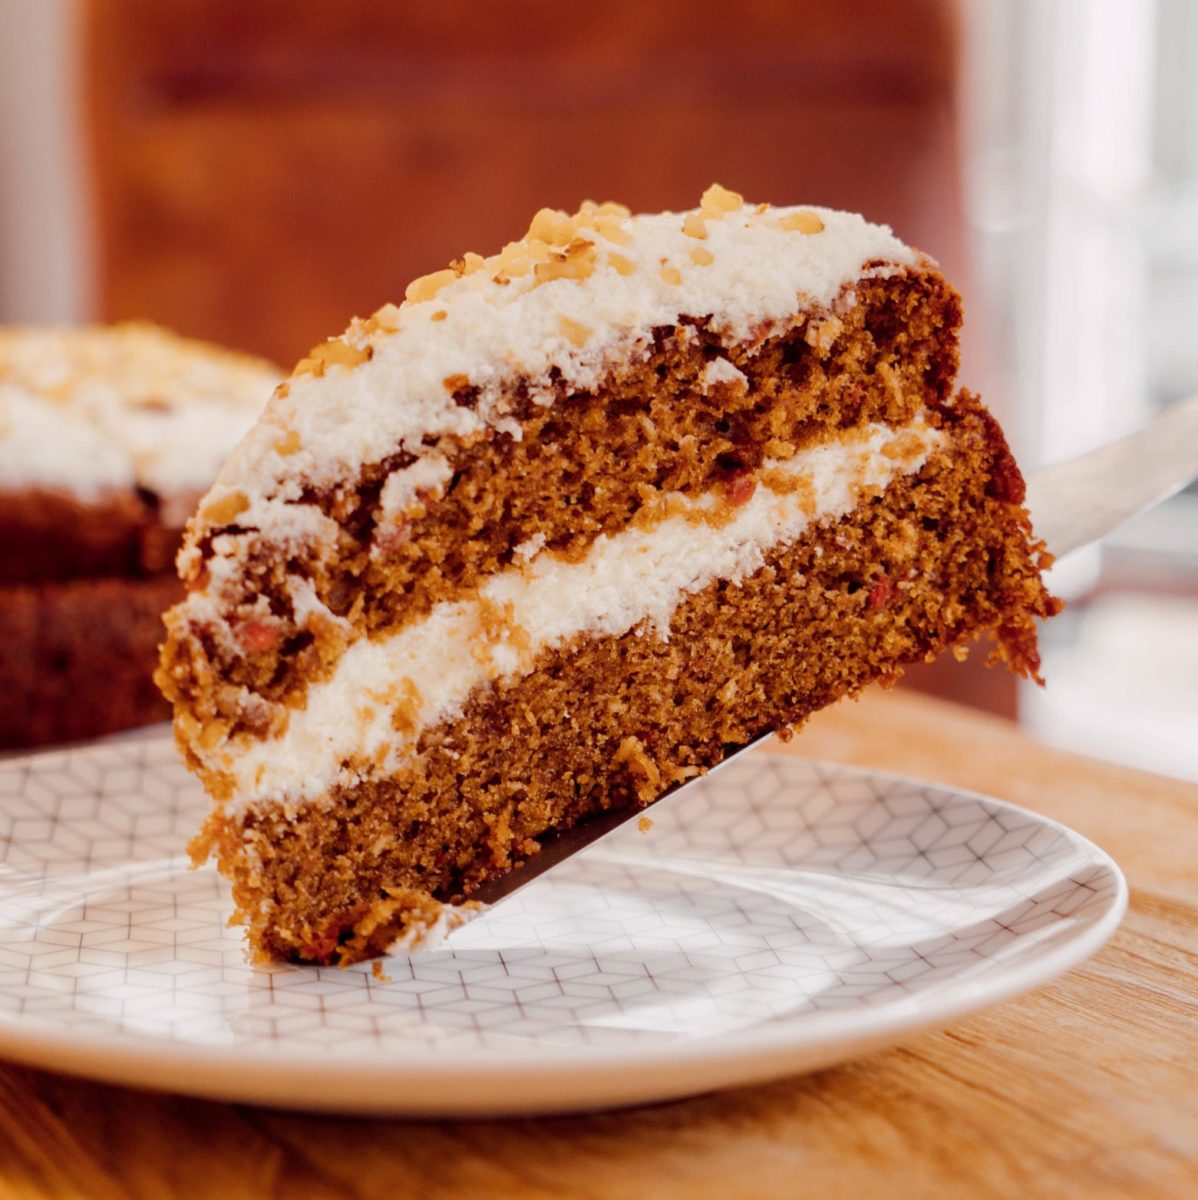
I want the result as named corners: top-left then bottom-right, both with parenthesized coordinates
top-left (1024, 390), bottom-right (1198, 560)
top-left (469, 392), bottom-right (1198, 908)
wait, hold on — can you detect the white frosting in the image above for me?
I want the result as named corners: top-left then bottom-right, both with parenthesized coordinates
top-left (217, 417), bottom-right (942, 811)
top-left (377, 454), bottom-right (453, 523)
top-left (702, 357), bottom-right (749, 391)
top-left (0, 323), bottom-right (279, 501)
top-left (0, 382), bottom-right (131, 492)
top-left (200, 202), bottom-right (918, 546)
top-left (513, 531), bottom-right (546, 562)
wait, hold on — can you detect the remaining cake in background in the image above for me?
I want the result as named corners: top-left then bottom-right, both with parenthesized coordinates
top-left (0, 323), bottom-right (279, 746)
top-left (158, 186), bottom-right (1059, 965)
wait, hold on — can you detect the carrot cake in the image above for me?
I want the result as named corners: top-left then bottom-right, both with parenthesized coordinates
top-left (0, 323), bottom-right (279, 746)
top-left (157, 186), bottom-right (1060, 965)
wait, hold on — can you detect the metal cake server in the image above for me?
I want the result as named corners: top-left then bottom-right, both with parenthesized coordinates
top-left (470, 393), bottom-right (1198, 908)
top-left (1024, 391), bottom-right (1198, 561)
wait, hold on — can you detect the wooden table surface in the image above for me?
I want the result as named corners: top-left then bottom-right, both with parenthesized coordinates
top-left (1, 689), bottom-right (1195, 1199)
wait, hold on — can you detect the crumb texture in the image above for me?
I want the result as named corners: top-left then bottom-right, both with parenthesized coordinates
top-left (160, 269), bottom-right (962, 752)
top-left (159, 190), bottom-right (1058, 964)
top-left (198, 395), bottom-right (1057, 964)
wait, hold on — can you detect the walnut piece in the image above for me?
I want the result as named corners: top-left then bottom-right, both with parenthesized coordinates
top-left (527, 208), bottom-right (576, 246)
top-left (700, 183), bottom-right (743, 216)
top-left (558, 316), bottom-right (592, 347)
top-left (405, 268), bottom-right (459, 304)
top-left (273, 428), bottom-right (301, 456)
top-left (201, 490), bottom-right (249, 525)
top-left (779, 211), bottom-right (825, 234)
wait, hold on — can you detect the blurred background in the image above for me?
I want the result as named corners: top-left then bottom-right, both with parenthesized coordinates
top-left (1, 0), bottom-right (1195, 777)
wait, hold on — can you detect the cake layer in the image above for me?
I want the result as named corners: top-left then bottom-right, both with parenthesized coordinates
top-left (0, 485), bottom-right (176, 585)
top-left (210, 416), bottom-right (944, 808)
top-left (0, 573), bottom-right (181, 747)
top-left (162, 266), bottom-right (961, 746)
top-left (197, 394), bottom-right (1055, 964)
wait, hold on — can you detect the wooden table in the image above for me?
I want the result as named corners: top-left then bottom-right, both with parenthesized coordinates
top-left (1, 690), bottom-right (1195, 1199)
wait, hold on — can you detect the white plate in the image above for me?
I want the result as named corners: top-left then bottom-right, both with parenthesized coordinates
top-left (0, 734), bottom-right (1125, 1116)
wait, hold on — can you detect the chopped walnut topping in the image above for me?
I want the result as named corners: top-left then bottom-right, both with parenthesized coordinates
top-left (534, 238), bottom-right (597, 284)
top-left (700, 183), bottom-right (743, 215)
top-left (273, 428), bottom-right (301, 456)
top-left (558, 315), bottom-right (592, 347)
top-left (201, 489), bottom-right (249, 525)
top-left (499, 238), bottom-right (554, 280)
top-left (371, 303), bottom-right (403, 333)
top-left (593, 215), bottom-right (632, 246)
top-left (310, 190), bottom-right (822, 359)
top-left (527, 207), bottom-right (576, 246)
top-left (318, 338), bottom-right (371, 369)
top-left (294, 335), bottom-right (372, 379)
top-left (494, 240), bottom-right (524, 271)
top-left (779, 210), bottom-right (825, 234)
top-left (405, 268), bottom-right (459, 304)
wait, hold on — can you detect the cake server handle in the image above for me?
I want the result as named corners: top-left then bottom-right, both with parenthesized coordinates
top-left (1024, 391), bottom-right (1198, 561)
top-left (468, 394), bottom-right (1198, 912)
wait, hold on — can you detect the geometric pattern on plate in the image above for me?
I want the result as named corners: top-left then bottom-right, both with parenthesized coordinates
top-left (0, 734), bottom-right (1124, 1112)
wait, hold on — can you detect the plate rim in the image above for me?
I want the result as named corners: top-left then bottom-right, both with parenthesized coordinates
top-left (0, 745), bottom-right (1129, 1114)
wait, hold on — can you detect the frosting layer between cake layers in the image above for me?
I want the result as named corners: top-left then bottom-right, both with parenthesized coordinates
top-left (218, 416), bottom-right (944, 813)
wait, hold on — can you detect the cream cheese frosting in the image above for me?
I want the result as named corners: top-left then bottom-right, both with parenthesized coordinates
top-left (0, 322), bottom-right (280, 504)
top-left (194, 190), bottom-right (920, 557)
top-left (216, 417), bottom-right (943, 811)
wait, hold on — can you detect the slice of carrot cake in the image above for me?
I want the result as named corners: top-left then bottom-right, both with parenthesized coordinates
top-left (157, 186), bottom-right (1059, 964)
